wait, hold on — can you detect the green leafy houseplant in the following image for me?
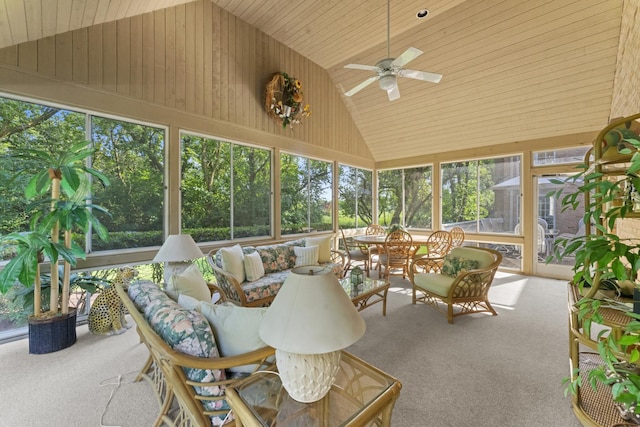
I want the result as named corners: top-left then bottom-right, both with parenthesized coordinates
top-left (551, 113), bottom-right (640, 421)
top-left (0, 139), bottom-right (110, 319)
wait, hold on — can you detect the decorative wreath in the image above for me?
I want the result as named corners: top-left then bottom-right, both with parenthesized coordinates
top-left (264, 72), bottom-right (311, 129)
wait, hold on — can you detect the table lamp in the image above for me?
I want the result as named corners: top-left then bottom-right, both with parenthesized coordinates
top-left (258, 266), bottom-right (366, 403)
top-left (153, 234), bottom-right (204, 283)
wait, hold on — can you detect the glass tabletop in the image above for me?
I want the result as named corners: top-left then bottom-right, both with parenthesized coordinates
top-left (339, 277), bottom-right (388, 299)
top-left (232, 351), bottom-right (399, 427)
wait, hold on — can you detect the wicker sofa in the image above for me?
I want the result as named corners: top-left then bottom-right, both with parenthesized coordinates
top-left (115, 279), bottom-right (275, 427)
top-left (207, 236), bottom-right (345, 307)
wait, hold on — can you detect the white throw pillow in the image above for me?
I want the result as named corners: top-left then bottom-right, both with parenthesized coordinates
top-left (177, 293), bottom-right (201, 311)
top-left (198, 302), bottom-right (268, 373)
top-left (219, 244), bottom-right (246, 283)
top-left (293, 245), bottom-right (319, 267)
top-left (305, 235), bottom-right (333, 263)
top-left (165, 264), bottom-right (211, 302)
top-left (243, 251), bottom-right (265, 282)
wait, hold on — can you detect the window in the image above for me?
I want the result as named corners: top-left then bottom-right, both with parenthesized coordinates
top-left (338, 165), bottom-right (373, 229)
top-left (181, 133), bottom-right (271, 241)
top-left (280, 153), bottom-right (333, 235)
top-left (91, 117), bottom-right (165, 250)
top-left (377, 166), bottom-right (432, 230)
top-left (441, 156), bottom-right (521, 234)
top-left (533, 147), bottom-right (590, 166)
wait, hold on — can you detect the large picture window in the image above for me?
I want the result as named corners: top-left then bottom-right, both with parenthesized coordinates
top-left (338, 165), bottom-right (373, 229)
top-left (181, 134), bottom-right (271, 241)
top-left (377, 165), bottom-right (432, 230)
top-left (91, 117), bottom-right (165, 250)
top-left (280, 153), bottom-right (333, 235)
top-left (441, 156), bottom-right (521, 234)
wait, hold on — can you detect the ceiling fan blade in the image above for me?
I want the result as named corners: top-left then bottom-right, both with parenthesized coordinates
top-left (397, 68), bottom-right (443, 84)
top-left (387, 82), bottom-right (400, 101)
top-left (345, 76), bottom-right (379, 97)
top-left (391, 47), bottom-right (423, 68)
top-left (344, 63), bottom-right (380, 71)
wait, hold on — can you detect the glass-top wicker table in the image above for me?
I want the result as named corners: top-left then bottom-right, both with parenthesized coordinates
top-left (225, 351), bottom-right (402, 427)
top-left (340, 277), bottom-right (390, 316)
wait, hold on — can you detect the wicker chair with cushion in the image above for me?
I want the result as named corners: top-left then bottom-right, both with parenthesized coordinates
top-left (413, 230), bottom-right (452, 272)
top-left (340, 228), bottom-right (370, 276)
top-left (410, 247), bottom-right (502, 324)
top-left (450, 226), bottom-right (465, 248)
top-left (378, 230), bottom-right (413, 279)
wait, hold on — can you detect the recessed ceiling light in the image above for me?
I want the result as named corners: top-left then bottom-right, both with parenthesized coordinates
top-left (416, 9), bottom-right (429, 19)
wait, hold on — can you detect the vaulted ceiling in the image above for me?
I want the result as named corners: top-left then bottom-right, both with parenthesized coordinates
top-left (0, 0), bottom-right (627, 162)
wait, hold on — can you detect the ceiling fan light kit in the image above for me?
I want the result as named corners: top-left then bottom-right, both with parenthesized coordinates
top-left (343, 0), bottom-right (442, 101)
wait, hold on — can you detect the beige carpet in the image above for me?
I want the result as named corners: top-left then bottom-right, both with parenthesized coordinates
top-left (0, 272), bottom-right (580, 426)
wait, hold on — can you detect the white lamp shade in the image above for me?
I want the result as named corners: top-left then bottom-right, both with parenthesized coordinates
top-left (259, 266), bottom-right (366, 354)
top-left (153, 234), bottom-right (204, 262)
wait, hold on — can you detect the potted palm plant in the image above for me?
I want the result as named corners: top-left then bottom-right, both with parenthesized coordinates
top-left (0, 139), bottom-right (110, 353)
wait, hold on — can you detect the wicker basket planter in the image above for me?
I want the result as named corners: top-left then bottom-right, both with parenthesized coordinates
top-left (28, 309), bottom-right (77, 354)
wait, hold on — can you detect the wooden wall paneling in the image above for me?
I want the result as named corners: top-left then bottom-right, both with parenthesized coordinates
top-left (141, 12), bottom-right (154, 102)
top-left (0, 3), bottom-right (12, 48)
top-left (5, 0), bottom-right (28, 46)
top-left (69, 0), bottom-right (86, 30)
top-left (116, 19), bottom-right (130, 94)
top-left (174, 4), bottom-right (186, 110)
top-left (203, 0), bottom-right (213, 117)
top-left (87, 24), bottom-right (102, 87)
top-left (249, 25), bottom-right (257, 130)
top-left (37, 36), bottom-right (56, 76)
top-left (55, 32), bottom-right (72, 80)
top-left (611, 0), bottom-right (640, 117)
top-left (72, 28), bottom-right (88, 84)
top-left (56, 0), bottom-right (72, 34)
top-left (228, 13), bottom-right (236, 124)
top-left (153, 10), bottom-right (165, 104)
top-left (219, 9), bottom-right (229, 121)
top-left (101, 21), bottom-right (117, 92)
top-left (94, 0), bottom-right (110, 23)
top-left (194, 0), bottom-right (204, 115)
top-left (17, 41), bottom-right (37, 71)
top-left (210, 3), bottom-right (221, 119)
top-left (24, 0), bottom-right (43, 41)
top-left (115, 0), bottom-right (131, 20)
top-left (0, 46), bottom-right (18, 66)
top-left (239, 18), bottom-right (248, 127)
top-left (81, 0), bottom-right (101, 28)
top-left (104, 1), bottom-right (120, 22)
top-left (184, 1), bottom-right (195, 113)
top-left (129, 14), bottom-right (143, 99)
top-left (164, 8), bottom-right (176, 108)
top-left (41, 1), bottom-right (58, 38)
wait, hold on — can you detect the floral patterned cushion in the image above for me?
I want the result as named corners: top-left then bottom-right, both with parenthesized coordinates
top-left (128, 280), bottom-right (168, 311)
top-left (256, 243), bottom-right (300, 273)
top-left (214, 246), bottom-right (256, 269)
top-left (441, 255), bottom-right (480, 277)
top-left (145, 298), bottom-right (230, 424)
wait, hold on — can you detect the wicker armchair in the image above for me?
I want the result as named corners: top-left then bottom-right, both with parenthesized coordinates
top-left (365, 224), bottom-right (386, 272)
top-left (410, 247), bottom-right (502, 324)
top-left (412, 230), bottom-right (452, 272)
top-left (340, 228), bottom-right (370, 275)
top-left (450, 226), bottom-right (465, 248)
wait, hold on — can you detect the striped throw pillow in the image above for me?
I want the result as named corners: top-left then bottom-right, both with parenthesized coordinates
top-left (294, 245), bottom-right (319, 267)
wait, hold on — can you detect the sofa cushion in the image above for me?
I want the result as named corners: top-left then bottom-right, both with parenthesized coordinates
top-left (165, 264), bottom-right (211, 302)
top-left (198, 302), bottom-right (269, 373)
top-left (243, 251), bottom-right (265, 282)
top-left (220, 244), bottom-right (246, 283)
top-left (414, 273), bottom-right (456, 297)
top-left (305, 235), bottom-right (333, 263)
top-left (128, 280), bottom-right (168, 311)
top-left (256, 243), bottom-right (297, 273)
top-left (145, 298), bottom-right (230, 424)
top-left (293, 245), bottom-right (319, 267)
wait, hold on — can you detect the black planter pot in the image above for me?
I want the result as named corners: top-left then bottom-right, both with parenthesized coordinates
top-left (28, 310), bottom-right (77, 354)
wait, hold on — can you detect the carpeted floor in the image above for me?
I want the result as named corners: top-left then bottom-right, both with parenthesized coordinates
top-left (0, 272), bottom-right (581, 426)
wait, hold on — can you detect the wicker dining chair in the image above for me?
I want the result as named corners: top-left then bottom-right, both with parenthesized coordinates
top-left (365, 224), bottom-right (386, 273)
top-left (450, 226), bottom-right (465, 248)
top-left (340, 228), bottom-right (370, 276)
top-left (414, 230), bottom-right (452, 272)
top-left (378, 229), bottom-right (413, 279)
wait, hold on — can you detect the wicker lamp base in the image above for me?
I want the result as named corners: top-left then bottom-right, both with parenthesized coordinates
top-left (275, 349), bottom-right (341, 403)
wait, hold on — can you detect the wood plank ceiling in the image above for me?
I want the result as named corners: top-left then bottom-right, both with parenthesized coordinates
top-left (0, 0), bottom-right (624, 163)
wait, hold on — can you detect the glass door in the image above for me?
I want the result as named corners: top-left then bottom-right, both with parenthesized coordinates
top-left (533, 175), bottom-right (576, 279)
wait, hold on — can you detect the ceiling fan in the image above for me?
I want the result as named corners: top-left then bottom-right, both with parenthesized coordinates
top-left (343, 0), bottom-right (442, 101)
